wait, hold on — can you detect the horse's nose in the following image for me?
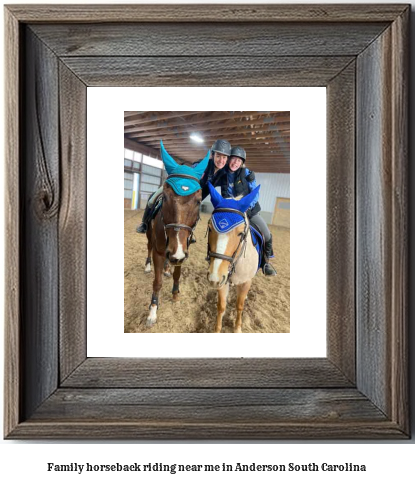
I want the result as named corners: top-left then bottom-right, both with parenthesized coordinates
top-left (167, 253), bottom-right (187, 266)
top-left (208, 273), bottom-right (226, 288)
top-left (170, 246), bottom-right (186, 262)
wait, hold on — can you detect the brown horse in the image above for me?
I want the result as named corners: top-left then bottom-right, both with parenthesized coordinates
top-left (206, 182), bottom-right (261, 333)
top-left (145, 141), bottom-right (209, 327)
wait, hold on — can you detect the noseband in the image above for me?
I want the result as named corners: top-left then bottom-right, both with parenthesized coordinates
top-left (206, 208), bottom-right (248, 284)
top-left (161, 174), bottom-right (201, 250)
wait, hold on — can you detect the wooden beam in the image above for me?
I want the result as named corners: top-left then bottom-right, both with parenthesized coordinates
top-left (245, 162), bottom-right (289, 166)
top-left (125, 117), bottom-right (290, 138)
top-left (140, 140), bottom-right (285, 151)
top-left (124, 138), bottom-right (161, 160)
top-left (133, 125), bottom-right (290, 144)
top-left (124, 111), bottom-right (206, 126)
top-left (125, 111), bottom-right (289, 133)
top-left (124, 138), bottom-right (290, 171)
top-left (124, 138), bottom-right (190, 165)
top-left (124, 111), bottom-right (150, 118)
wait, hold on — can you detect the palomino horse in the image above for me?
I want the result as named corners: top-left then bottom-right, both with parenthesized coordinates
top-left (146, 141), bottom-right (209, 327)
top-left (206, 182), bottom-right (261, 333)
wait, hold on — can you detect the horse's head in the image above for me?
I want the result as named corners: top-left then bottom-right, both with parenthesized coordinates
top-left (206, 182), bottom-right (260, 288)
top-left (160, 140), bottom-right (209, 265)
top-left (162, 183), bottom-right (202, 264)
top-left (207, 215), bottom-right (247, 288)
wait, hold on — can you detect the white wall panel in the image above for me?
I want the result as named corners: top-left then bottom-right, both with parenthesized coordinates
top-left (255, 173), bottom-right (290, 213)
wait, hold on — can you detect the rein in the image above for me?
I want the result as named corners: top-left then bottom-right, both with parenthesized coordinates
top-left (206, 207), bottom-right (249, 284)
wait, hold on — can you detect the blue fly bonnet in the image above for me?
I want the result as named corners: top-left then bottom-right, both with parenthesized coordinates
top-left (208, 182), bottom-right (261, 234)
top-left (160, 140), bottom-right (210, 196)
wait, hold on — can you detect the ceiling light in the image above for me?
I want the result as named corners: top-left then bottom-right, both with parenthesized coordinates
top-left (190, 134), bottom-right (204, 143)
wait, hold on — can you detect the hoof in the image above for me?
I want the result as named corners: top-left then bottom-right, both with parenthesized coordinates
top-left (146, 318), bottom-right (157, 328)
top-left (146, 304), bottom-right (157, 327)
top-left (172, 293), bottom-right (180, 302)
top-left (234, 327), bottom-right (242, 333)
top-left (144, 264), bottom-right (152, 274)
top-left (164, 270), bottom-right (171, 278)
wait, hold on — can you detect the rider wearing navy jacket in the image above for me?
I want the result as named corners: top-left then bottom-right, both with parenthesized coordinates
top-left (221, 146), bottom-right (277, 276)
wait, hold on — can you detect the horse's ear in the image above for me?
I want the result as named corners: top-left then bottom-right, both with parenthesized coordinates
top-left (160, 140), bottom-right (179, 175)
top-left (193, 150), bottom-right (210, 180)
top-left (208, 182), bottom-right (225, 209)
top-left (237, 185), bottom-right (261, 213)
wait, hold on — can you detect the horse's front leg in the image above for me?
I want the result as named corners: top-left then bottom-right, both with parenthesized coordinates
top-left (215, 282), bottom-right (229, 333)
top-left (234, 280), bottom-right (251, 333)
top-left (146, 250), bottom-right (164, 327)
top-left (172, 265), bottom-right (181, 302)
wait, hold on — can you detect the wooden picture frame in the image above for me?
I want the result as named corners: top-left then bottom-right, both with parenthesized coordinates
top-left (4, 4), bottom-right (409, 439)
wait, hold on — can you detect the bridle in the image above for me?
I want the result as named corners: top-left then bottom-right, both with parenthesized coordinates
top-left (206, 207), bottom-right (249, 284)
top-left (160, 173), bottom-right (201, 251)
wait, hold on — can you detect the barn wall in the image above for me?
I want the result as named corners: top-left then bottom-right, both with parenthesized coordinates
top-left (255, 173), bottom-right (290, 223)
top-left (255, 173), bottom-right (290, 209)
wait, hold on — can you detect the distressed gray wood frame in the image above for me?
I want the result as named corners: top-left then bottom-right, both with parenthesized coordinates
top-left (4, 4), bottom-right (409, 439)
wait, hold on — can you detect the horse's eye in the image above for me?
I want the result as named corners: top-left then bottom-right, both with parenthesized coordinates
top-left (238, 232), bottom-right (244, 237)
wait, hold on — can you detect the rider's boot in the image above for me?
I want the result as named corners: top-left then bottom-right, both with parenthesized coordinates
top-left (136, 204), bottom-right (152, 234)
top-left (263, 235), bottom-right (277, 276)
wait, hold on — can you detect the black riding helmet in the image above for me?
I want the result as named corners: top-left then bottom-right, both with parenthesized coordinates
top-left (230, 146), bottom-right (246, 163)
top-left (211, 139), bottom-right (231, 157)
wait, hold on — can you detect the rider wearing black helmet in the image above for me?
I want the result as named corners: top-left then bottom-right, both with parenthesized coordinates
top-left (136, 139), bottom-right (231, 234)
top-left (192, 139), bottom-right (231, 200)
top-left (221, 146), bottom-right (277, 276)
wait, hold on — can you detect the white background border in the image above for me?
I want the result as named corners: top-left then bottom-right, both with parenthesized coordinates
top-left (87, 87), bottom-right (326, 357)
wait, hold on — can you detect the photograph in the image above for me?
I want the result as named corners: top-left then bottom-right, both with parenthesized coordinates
top-left (124, 111), bottom-right (290, 333)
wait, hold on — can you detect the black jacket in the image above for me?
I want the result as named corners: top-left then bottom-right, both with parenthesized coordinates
top-left (221, 166), bottom-right (261, 218)
top-left (192, 158), bottom-right (227, 201)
